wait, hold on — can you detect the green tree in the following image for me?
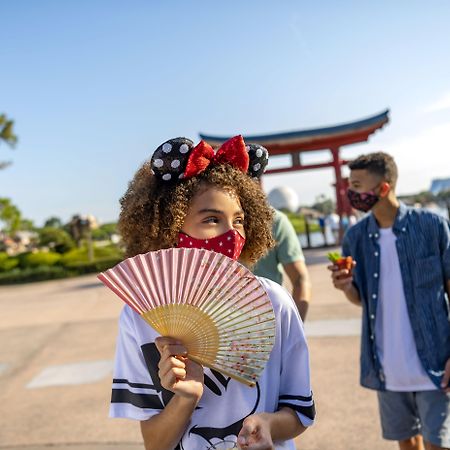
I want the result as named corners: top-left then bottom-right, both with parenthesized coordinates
top-left (44, 216), bottom-right (63, 228)
top-left (0, 114), bottom-right (18, 170)
top-left (38, 227), bottom-right (75, 254)
top-left (436, 189), bottom-right (450, 202)
top-left (19, 218), bottom-right (35, 231)
top-left (436, 189), bottom-right (450, 217)
top-left (92, 222), bottom-right (117, 241)
top-left (312, 195), bottom-right (334, 215)
top-left (409, 190), bottom-right (436, 205)
top-left (67, 215), bottom-right (96, 261)
top-left (0, 198), bottom-right (22, 233)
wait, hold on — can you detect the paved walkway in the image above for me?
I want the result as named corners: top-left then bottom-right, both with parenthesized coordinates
top-left (0, 248), bottom-right (395, 450)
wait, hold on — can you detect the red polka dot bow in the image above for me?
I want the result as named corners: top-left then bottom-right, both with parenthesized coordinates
top-left (184, 135), bottom-right (249, 179)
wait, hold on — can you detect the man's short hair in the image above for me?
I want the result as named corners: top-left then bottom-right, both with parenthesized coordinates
top-left (348, 152), bottom-right (398, 187)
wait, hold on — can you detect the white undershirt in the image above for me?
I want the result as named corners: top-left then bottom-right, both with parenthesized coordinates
top-left (375, 227), bottom-right (436, 391)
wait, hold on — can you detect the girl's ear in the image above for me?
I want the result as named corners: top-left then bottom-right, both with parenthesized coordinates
top-left (150, 137), bottom-right (194, 182)
top-left (245, 144), bottom-right (269, 179)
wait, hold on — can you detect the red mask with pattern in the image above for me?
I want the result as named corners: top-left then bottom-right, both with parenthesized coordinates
top-left (177, 229), bottom-right (246, 260)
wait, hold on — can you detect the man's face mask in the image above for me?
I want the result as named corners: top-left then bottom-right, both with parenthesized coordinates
top-left (347, 187), bottom-right (380, 212)
top-left (177, 228), bottom-right (246, 260)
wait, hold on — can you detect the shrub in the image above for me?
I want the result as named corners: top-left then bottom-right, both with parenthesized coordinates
top-left (21, 252), bottom-right (61, 268)
top-left (63, 257), bottom-right (123, 274)
top-left (94, 244), bottom-right (123, 258)
top-left (0, 252), bottom-right (19, 272)
top-left (0, 266), bottom-right (71, 285)
top-left (60, 245), bottom-right (123, 266)
top-left (0, 250), bottom-right (123, 285)
top-left (285, 213), bottom-right (320, 234)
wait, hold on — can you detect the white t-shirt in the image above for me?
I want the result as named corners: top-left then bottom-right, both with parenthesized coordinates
top-left (110, 277), bottom-right (315, 450)
top-left (375, 227), bottom-right (436, 391)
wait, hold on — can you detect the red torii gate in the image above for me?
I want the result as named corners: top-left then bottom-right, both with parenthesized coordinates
top-left (200, 109), bottom-right (389, 239)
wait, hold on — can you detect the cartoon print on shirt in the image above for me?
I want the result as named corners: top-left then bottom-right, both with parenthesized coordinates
top-left (141, 343), bottom-right (261, 450)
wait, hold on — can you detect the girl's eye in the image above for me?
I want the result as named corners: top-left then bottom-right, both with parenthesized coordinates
top-left (203, 217), bottom-right (219, 224)
top-left (234, 217), bottom-right (244, 225)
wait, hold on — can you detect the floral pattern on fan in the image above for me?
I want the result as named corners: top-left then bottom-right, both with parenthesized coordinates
top-left (98, 247), bottom-right (276, 387)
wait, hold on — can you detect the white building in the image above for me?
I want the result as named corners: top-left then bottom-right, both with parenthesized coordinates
top-left (267, 187), bottom-right (299, 213)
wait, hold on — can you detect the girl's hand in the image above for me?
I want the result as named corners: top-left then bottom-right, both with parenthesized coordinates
top-left (155, 336), bottom-right (204, 403)
top-left (237, 414), bottom-right (274, 450)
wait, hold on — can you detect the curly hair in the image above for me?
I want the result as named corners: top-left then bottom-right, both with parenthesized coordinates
top-left (118, 162), bottom-right (275, 266)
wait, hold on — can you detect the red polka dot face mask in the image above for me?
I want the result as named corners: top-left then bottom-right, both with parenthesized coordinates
top-left (177, 229), bottom-right (246, 260)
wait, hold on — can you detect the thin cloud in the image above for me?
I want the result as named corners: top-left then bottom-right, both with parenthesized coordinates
top-left (424, 92), bottom-right (450, 113)
top-left (383, 122), bottom-right (450, 194)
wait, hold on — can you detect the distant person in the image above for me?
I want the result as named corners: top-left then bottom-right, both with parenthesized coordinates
top-left (318, 215), bottom-right (327, 245)
top-left (325, 212), bottom-right (340, 244)
top-left (329, 152), bottom-right (450, 450)
top-left (341, 214), bottom-right (350, 233)
top-left (253, 207), bottom-right (312, 321)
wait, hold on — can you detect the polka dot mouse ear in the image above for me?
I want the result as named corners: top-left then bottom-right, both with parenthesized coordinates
top-left (151, 137), bottom-right (194, 182)
top-left (246, 143), bottom-right (269, 179)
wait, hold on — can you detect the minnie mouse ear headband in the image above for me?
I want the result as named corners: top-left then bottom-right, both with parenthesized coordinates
top-left (150, 135), bottom-right (269, 182)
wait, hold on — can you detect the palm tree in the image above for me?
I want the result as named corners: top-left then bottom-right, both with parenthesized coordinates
top-left (0, 114), bottom-right (18, 170)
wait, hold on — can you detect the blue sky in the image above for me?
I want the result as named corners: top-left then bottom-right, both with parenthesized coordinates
top-left (2, 1), bottom-right (450, 225)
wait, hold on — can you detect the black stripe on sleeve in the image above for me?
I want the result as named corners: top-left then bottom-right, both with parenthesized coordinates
top-left (111, 389), bottom-right (164, 409)
top-left (279, 394), bottom-right (313, 402)
top-left (278, 402), bottom-right (316, 421)
top-left (112, 378), bottom-right (156, 390)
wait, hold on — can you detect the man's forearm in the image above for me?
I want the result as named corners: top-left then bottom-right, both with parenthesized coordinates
top-left (292, 280), bottom-right (311, 321)
top-left (285, 261), bottom-right (312, 321)
top-left (141, 395), bottom-right (197, 450)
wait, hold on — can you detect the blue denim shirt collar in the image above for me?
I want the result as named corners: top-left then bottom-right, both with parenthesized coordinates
top-left (367, 201), bottom-right (409, 236)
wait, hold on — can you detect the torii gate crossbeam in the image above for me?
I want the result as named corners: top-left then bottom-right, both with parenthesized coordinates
top-left (200, 109), bottom-right (390, 242)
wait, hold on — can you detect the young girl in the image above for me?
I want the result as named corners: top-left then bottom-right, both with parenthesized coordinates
top-left (111, 135), bottom-right (315, 450)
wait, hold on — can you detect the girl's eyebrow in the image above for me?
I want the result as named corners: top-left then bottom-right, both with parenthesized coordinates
top-left (197, 208), bottom-right (244, 216)
top-left (197, 208), bottom-right (224, 215)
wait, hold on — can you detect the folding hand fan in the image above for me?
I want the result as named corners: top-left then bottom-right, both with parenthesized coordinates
top-left (98, 248), bottom-right (275, 387)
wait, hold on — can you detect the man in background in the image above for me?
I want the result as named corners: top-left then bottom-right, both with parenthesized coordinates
top-left (253, 207), bottom-right (312, 321)
top-left (330, 152), bottom-right (450, 450)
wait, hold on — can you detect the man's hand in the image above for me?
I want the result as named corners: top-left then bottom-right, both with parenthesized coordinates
top-left (237, 414), bottom-right (274, 450)
top-left (440, 357), bottom-right (450, 393)
top-left (155, 336), bottom-right (204, 402)
top-left (327, 260), bottom-right (361, 306)
top-left (327, 260), bottom-right (356, 293)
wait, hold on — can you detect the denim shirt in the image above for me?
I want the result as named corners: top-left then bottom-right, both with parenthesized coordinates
top-left (342, 202), bottom-right (450, 390)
